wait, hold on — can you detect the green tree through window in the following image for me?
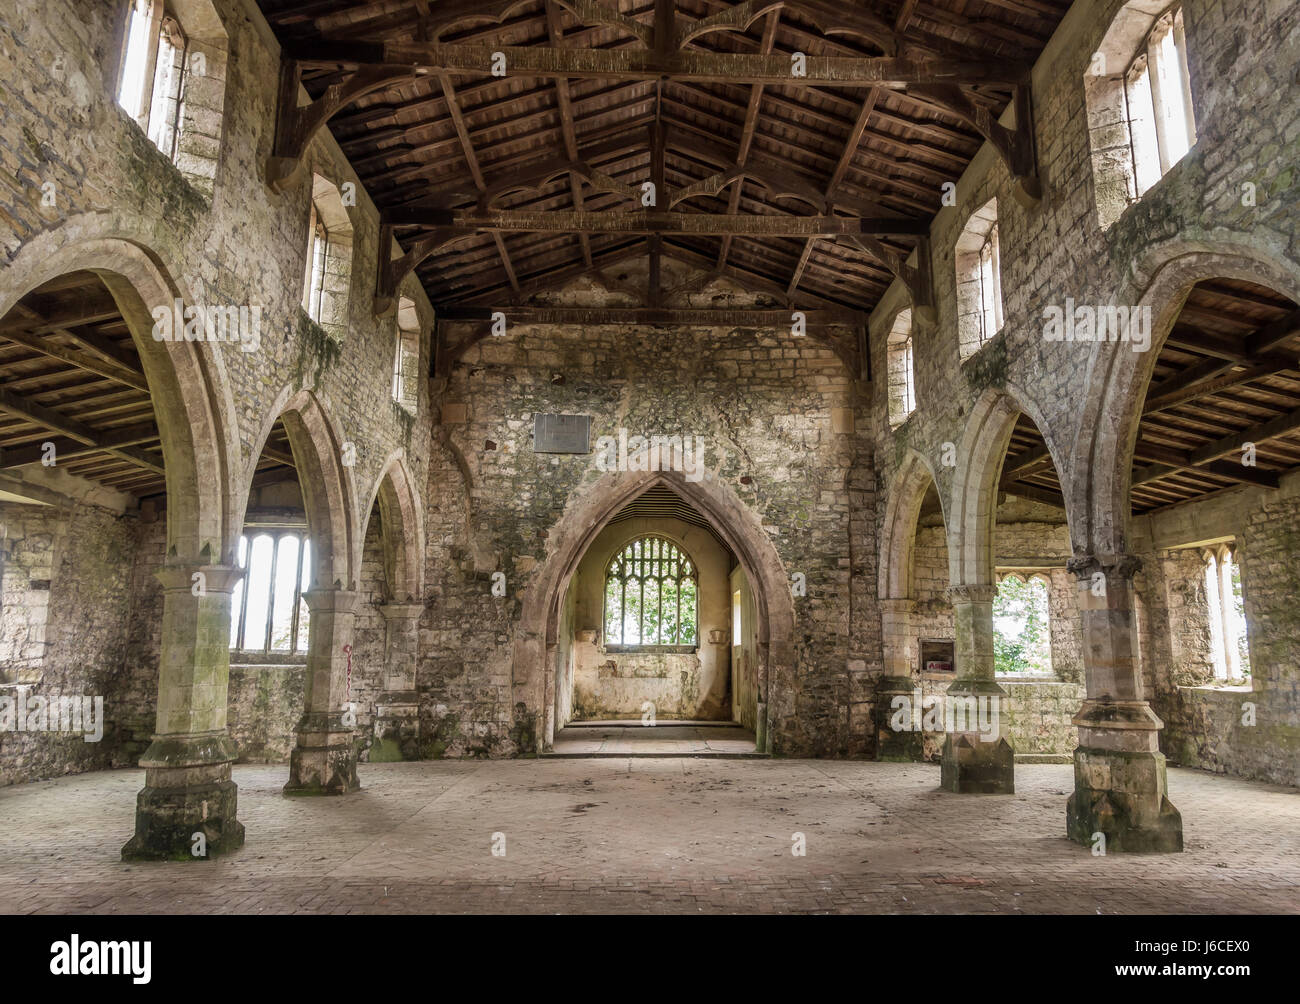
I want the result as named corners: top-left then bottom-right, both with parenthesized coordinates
top-left (993, 575), bottom-right (1052, 676)
top-left (604, 536), bottom-right (698, 648)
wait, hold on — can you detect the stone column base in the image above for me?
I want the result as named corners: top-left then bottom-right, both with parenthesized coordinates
top-left (121, 733), bottom-right (245, 861)
top-left (370, 692), bottom-right (420, 762)
top-left (284, 714), bottom-right (360, 795)
top-left (874, 676), bottom-right (924, 762)
top-left (1066, 747), bottom-right (1183, 853)
top-left (940, 734), bottom-right (1015, 793)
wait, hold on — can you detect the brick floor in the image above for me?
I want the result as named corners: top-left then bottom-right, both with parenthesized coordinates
top-left (549, 722), bottom-right (760, 755)
top-left (0, 760), bottom-right (1297, 914)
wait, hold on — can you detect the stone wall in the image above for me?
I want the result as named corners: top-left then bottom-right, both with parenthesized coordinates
top-left (423, 323), bottom-right (867, 756)
top-left (1137, 491), bottom-right (1300, 787)
top-left (871, 0), bottom-right (1299, 787)
top-left (0, 500), bottom-right (136, 783)
top-left (0, 0), bottom-right (435, 782)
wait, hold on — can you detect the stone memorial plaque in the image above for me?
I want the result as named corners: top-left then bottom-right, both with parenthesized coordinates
top-left (533, 413), bottom-right (591, 454)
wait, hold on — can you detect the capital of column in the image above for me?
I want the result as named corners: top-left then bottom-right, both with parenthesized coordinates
top-left (946, 583), bottom-right (996, 605)
top-left (1067, 552), bottom-right (1143, 584)
top-left (303, 586), bottom-right (359, 614)
top-left (379, 601), bottom-right (424, 622)
top-left (154, 563), bottom-right (243, 594)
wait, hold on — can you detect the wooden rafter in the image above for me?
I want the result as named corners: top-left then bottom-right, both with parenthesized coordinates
top-left (0, 388), bottom-right (163, 476)
top-left (262, 0), bottom-right (1066, 321)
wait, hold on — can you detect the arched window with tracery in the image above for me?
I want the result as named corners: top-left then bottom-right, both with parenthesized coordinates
top-left (603, 535), bottom-right (698, 650)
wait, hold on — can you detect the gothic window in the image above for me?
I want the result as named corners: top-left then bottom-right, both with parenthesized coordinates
top-left (603, 536), bottom-right (698, 650)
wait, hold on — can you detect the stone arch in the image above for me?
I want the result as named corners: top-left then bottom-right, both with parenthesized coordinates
top-left (949, 385), bottom-right (1071, 588)
top-left (359, 451), bottom-right (425, 602)
top-left (0, 230), bottom-right (238, 564)
top-left (878, 448), bottom-right (944, 600)
top-left (245, 387), bottom-right (359, 589)
top-left (513, 470), bottom-right (796, 751)
top-left (1072, 240), bottom-right (1300, 556)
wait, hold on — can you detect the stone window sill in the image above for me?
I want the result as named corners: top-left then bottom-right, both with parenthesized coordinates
top-left (1182, 681), bottom-right (1253, 695)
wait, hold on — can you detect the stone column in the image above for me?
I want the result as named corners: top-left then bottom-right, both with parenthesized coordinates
top-left (940, 583), bottom-right (1015, 793)
top-left (1065, 555), bottom-right (1182, 852)
top-left (370, 601), bottom-right (423, 762)
top-left (285, 586), bottom-right (361, 794)
top-left (122, 564), bottom-right (246, 860)
top-left (875, 598), bottom-right (923, 761)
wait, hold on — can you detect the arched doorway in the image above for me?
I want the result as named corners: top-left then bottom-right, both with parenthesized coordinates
top-left (241, 388), bottom-right (360, 795)
top-left (512, 471), bottom-right (796, 755)
top-left (0, 235), bottom-right (241, 860)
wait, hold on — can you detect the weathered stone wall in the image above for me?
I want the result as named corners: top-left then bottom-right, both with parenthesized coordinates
top-left (0, 500), bottom-right (136, 783)
top-left (872, 0), bottom-right (1299, 784)
top-left (0, 0), bottom-right (434, 572)
top-left (0, 0), bottom-right (434, 781)
top-left (1137, 492), bottom-right (1300, 787)
top-left (423, 324), bottom-right (867, 756)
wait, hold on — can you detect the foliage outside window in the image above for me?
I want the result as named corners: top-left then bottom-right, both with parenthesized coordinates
top-left (993, 574), bottom-right (1052, 676)
top-left (230, 529), bottom-right (312, 657)
top-left (603, 536), bottom-right (698, 650)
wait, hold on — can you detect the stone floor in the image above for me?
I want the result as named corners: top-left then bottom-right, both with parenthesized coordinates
top-left (549, 721), bottom-right (760, 756)
top-left (1, 759), bottom-right (1297, 914)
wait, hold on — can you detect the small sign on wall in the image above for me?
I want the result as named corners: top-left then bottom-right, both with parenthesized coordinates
top-left (533, 414), bottom-right (591, 454)
top-left (920, 638), bottom-right (955, 674)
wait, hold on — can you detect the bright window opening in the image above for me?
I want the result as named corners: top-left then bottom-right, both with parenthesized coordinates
top-left (955, 198), bottom-right (1003, 358)
top-left (1124, 6), bottom-right (1196, 198)
top-left (603, 535), bottom-right (698, 650)
top-left (392, 297), bottom-right (420, 413)
top-left (117, 1), bottom-right (188, 162)
top-left (303, 203), bottom-right (329, 322)
top-left (230, 529), bottom-right (312, 656)
top-left (993, 574), bottom-right (1053, 677)
top-left (887, 308), bottom-right (916, 427)
top-left (1202, 545), bottom-right (1250, 681)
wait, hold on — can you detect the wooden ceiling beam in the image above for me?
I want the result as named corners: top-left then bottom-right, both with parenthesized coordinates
top-left (546, 0), bottom-right (593, 269)
top-left (383, 207), bottom-right (929, 236)
top-left (717, 8), bottom-right (779, 272)
top-left (0, 388), bottom-right (164, 476)
top-left (287, 41), bottom-right (1032, 88)
top-left (0, 325), bottom-right (149, 393)
top-left (435, 306), bottom-right (863, 326)
top-left (789, 89), bottom-right (878, 296)
top-left (0, 422), bottom-right (159, 470)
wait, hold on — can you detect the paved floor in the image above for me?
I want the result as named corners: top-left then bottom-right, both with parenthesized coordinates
top-left (549, 721), bottom-right (760, 756)
top-left (0, 759), bottom-right (1297, 914)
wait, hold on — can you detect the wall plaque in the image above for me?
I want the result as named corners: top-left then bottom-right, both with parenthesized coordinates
top-left (533, 413), bottom-right (591, 454)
